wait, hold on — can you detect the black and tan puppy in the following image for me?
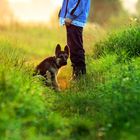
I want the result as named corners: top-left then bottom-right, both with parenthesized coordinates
top-left (35, 44), bottom-right (69, 91)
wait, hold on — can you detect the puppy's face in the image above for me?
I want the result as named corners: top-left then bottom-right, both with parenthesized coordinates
top-left (55, 44), bottom-right (69, 67)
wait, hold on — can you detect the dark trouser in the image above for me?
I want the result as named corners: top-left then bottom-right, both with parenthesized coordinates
top-left (66, 25), bottom-right (86, 75)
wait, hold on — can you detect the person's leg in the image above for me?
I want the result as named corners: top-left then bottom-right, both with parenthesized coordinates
top-left (66, 25), bottom-right (86, 78)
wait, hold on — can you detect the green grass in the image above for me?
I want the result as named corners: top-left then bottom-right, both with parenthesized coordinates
top-left (94, 24), bottom-right (140, 59)
top-left (0, 24), bottom-right (140, 140)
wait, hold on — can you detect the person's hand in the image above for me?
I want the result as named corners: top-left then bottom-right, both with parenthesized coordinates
top-left (65, 18), bottom-right (72, 26)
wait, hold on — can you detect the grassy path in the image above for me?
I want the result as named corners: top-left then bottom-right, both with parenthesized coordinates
top-left (0, 24), bottom-right (140, 140)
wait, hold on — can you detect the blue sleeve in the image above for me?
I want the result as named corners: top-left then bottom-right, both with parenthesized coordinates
top-left (66, 0), bottom-right (85, 19)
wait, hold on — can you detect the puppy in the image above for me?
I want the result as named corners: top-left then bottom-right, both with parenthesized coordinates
top-left (35, 44), bottom-right (69, 91)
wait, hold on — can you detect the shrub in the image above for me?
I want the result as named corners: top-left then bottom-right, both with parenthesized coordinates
top-left (94, 25), bottom-right (140, 59)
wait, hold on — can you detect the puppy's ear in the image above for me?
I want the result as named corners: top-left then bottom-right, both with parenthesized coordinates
top-left (55, 44), bottom-right (61, 56)
top-left (64, 45), bottom-right (69, 56)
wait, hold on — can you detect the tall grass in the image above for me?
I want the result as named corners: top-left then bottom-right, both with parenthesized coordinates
top-left (0, 24), bottom-right (140, 140)
top-left (94, 24), bottom-right (140, 59)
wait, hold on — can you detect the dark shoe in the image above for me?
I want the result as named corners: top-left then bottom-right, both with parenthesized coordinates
top-left (70, 65), bottom-right (86, 80)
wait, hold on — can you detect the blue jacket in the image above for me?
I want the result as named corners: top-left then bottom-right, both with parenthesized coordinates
top-left (59, 0), bottom-right (91, 27)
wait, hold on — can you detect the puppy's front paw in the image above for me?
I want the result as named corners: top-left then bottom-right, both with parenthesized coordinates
top-left (52, 85), bottom-right (61, 92)
top-left (56, 87), bottom-right (61, 92)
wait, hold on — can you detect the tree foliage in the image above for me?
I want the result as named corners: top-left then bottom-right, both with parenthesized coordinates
top-left (89, 0), bottom-right (123, 24)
